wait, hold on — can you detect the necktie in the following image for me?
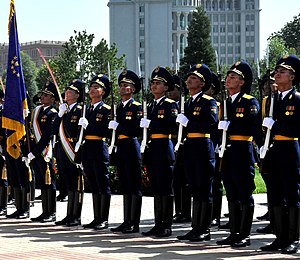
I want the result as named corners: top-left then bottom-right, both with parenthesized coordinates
top-left (152, 101), bottom-right (157, 112)
top-left (278, 92), bottom-right (283, 101)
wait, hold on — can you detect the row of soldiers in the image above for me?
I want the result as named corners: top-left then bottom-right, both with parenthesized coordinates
top-left (0, 54), bottom-right (299, 255)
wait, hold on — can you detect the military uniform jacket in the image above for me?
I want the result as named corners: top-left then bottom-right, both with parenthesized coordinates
top-left (116, 98), bottom-right (142, 138)
top-left (31, 105), bottom-right (58, 157)
top-left (147, 97), bottom-right (178, 136)
top-left (271, 88), bottom-right (300, 137)
top-left (53, 103), bottom-right (82, 162)
top-left (227, 92), bottom-right (260, 143)
top-left (184, 92), bottom-right (218, 135)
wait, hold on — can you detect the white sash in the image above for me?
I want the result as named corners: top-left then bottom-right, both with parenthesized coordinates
top-left (59, 119), bottom-right (76, 162)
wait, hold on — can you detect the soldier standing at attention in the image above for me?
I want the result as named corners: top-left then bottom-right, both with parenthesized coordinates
top-left (176, 64), bottom-right (218, 242)
top-left (217, 61), bottom-right (260, 247)
top-left (168, 74), bottom-right (191, 224)
top-left (28, 81), bottom-right (58, 222)
top-left (78, 74), bottom-right (111, 230)
top-left (109, 69), bottom-right (143, 234)
top-left (260, 54), bottom-right (300, 254)
top-left (140, 66), bottom-right (178, 237)
top-left (54, 79), bottom-right (84, 227)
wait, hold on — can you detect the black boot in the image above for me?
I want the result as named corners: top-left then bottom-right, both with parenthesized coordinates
top-left (282, 207), bottom-right (299, 254)
top-left (260, 206), bottom-right (288, 251)
top-left (94, 194), bottom-right (110, 230)
top-left (142, 195), bottom-right (163, 236)
top-left (41, 189), bottom-right (56, 222)
top-left (232, 204), bottom-right (254, 247)
top-left (55, 191), bottom-right (75, 225)
top-left (111, 194), bottom-right (131, 232)
top-left (29, 180), bottom-right (35, 207)
top-left (31, 189), bottom-right (48, 221)
top-left (156, 195), bottom-right (173, 237)
top-left (0, 186), bottom-right (7, 216)
top-left (181, 186), bottom-right (192, 222)
top-left (190, 202), bottom-right (212, 242)
top-left (66, 191), bottom-right (83, 227)
top-left (217, 202), bottom-right (241, 245)
top-left (16, 187), bottom-right (30, 219)
top-left (83, 193), bottom-right (101, 228)
top-left (6, 187), bottom-right (22, 218)
top-left (177, 199), bottom-right (201, 240)
top-left (122, 194), bottom-right (142, 233)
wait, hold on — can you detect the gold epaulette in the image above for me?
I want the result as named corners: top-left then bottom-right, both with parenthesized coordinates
top-left (242, 94), bottom-right (254, 100)
top-left (202, 94), bottom-right (213, 100)
top-left (165, 98), bottom-right (175, 103)
top-left (77, 105), bottom-right (82, 109)
top-left (295, 92), bottom-right (300, 96)
top-left (103, 104), bottom-right (111, 109)
top-left (51, 108), bottom-right (57, 112)
top-left (132, 101), bottom-right (141, 106)
top-left (216, 101), bottom-right (220, 107)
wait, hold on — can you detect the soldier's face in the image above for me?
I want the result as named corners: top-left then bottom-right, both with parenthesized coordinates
top-left (167, 87), bottom-right (180, 101)
top-left (65, 89), bottom-right (79, 104)
top-left (150, 80), bottom-right (168, 95)
top-left (186, 75), bottom-right (204, 91)
top-left (274, 68), bottom-right (295, 91)
top-left (119, 82), bottom-right (135, 96)
top-left (41, 93), bottom-right (54, 106)
top-left (89, 83), bottom-right (105, 100)
top-left (225, 73), bottom-right (244, 93)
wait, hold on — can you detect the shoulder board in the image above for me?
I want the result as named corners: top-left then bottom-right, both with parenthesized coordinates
top-left (165, 98), bottom-right (175, 103)
top-left (295, 91), bottom-right (300, 96)
top-left (77, 105), bottom-right (82, 109)
top-left (103, 104), bottom-right (111, 110)
top-left (132, 101), bottom-right (141, 106)
top-left (51, 108), bottom-right (57, 113)
top-left (242, 94), bottom-right (254, 100)
top-left (202, 94), bottom-right (213, 100)
top-left (216, 101), bottom-right (220, 106)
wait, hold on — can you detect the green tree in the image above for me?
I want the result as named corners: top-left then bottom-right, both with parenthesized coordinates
top-left (180, 6), bottom-right (215, 76)
top-left (272, 13), bottom-right (300, 54)
top-left (36, 30), bottom-right (125, 99)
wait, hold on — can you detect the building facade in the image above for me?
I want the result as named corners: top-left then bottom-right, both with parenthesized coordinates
top-left (0, 40), bottom-right (65, 76)
top-left (108, 0), bottom-right (260, 80)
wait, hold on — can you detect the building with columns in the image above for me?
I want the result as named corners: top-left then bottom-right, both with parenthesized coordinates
top-left (108, 0), bottom-right (260, 80)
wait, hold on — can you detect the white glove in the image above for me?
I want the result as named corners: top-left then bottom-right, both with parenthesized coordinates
top-left (262, 117), bottom-right (275, 129)
top-left (108, 120), bottom-right (119, 130)
top-left (22, 156), bottom-right (30, 167)
top-left (140, 118), bottom-right (151, 128)
top-left (259, 146), bottom-right (265, 156)
top-left (58, 103), bottom-right (68, 117)
top-left (27, 152), bottom-right (35, 163)
top-left (176, 113), bottom-right (189, 127)
top-left (78, 117), bottom-right (89, 129)
top-left (218, 120), bottom-right (230, 131)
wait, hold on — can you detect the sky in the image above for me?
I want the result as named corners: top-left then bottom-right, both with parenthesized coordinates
top-left (0, 0), bottom-right (300, 60)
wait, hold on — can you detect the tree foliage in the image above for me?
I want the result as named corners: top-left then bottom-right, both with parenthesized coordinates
top-left (271, 13), bottom-right (300, 54)
top-left (180, 6), bottom-right (215, 76)
top-left (36, 30), bottom-right (125, 98)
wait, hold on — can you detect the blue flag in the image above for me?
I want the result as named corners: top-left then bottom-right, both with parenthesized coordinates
top-left (2, 0), bottom-right (28, 159)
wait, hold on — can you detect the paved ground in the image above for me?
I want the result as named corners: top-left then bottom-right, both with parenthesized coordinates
top-left (0, 192), bottom-right (299, 260)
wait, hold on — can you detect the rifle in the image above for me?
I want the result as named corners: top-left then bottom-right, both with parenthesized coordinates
top-left (174, 74), bottom-right (185, 152)
top-left (260, 90), bottom-right (274, 159)
top-left (108, 62), bottom-right (117, 155)
top-left (139, 59), bottom-right (147, 154)
top-left (75, 83), bottom-right (86, 153)
top-left (218, 75), bottom-right (227, 158)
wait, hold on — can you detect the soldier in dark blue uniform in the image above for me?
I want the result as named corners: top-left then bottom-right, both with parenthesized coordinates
top-left (217, 61), bottom-right (260, 247)
top-left (176, 64), bottom-right (218, 242)
top-left (260, 54), bottom-right (300, 254)
top-left (109, 69), bottom-right (143, 233)
top-left (79, 74), bottom-right (111, 230)
top-left (140, 66), bottom-right (178, 237)
top-left (205, 72), bottom-right (223, 227)
top-left (168, 75), bottom-right (191, 223)
top-left (28, 81), bottom-right (58, 222)
top-left (0, 91), bottom-right (8, 217)
top-left (54, 79), bottom-right (84, 227)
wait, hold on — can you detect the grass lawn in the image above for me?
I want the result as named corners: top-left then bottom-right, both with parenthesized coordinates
top-left (254, 167), bottom-right (267, 194)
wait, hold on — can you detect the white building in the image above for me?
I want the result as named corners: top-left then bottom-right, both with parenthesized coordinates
top-left (108, 0), bottom-right (260, 80)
